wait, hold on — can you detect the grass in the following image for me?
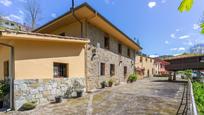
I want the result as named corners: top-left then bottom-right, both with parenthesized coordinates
top-left (193, 82), bottom-right (204, 114)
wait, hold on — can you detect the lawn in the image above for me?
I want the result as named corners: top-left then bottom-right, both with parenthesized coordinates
top-left (193, 82), bottom-right (204, 114)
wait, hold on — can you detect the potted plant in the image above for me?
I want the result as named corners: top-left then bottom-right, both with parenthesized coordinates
top-left (100, 81), bottom-right (106, 88)
top-left (108, 79), bottom-right (113, 87)
top-left (128, 73), bottom-right (138, 83)
top-left (0, 82), bottom-right (9, 108)
top-left (55, 96), bottom-right (62, 103)
top-left (76, 89), bottom-right (83, 97)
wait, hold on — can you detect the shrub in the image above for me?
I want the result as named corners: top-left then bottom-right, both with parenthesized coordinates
top-left (128, 73), bottom-right (138, 83)
top-left (19, 101), bottom-right (37, 111)
top-left (100, 81), bottom-right (106, 88)
top-left (193, 82), bottom-right (204, 114)
top-left (0, 81), bottom-right (9, 100)
top-left (108, 79), bottom-right (113, 87)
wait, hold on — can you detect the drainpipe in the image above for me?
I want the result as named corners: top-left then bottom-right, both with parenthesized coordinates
top-left (0, 42), bottom-right (15, 110)
top-left (71, 0), bottom-right (83, 38)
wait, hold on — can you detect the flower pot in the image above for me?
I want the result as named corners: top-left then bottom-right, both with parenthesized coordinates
top-left (108, 82), bottom-right (113, 87)
top-left (0, 101), bottom-right (3, 108)
top-left (55, 96), bottom-right (62, 103)
top-left (76, 91), bottom-right (83, 97)
top-left (101, 84), bottom-right (106, 88)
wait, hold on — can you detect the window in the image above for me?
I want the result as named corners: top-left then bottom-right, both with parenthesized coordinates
top-left (118, 43), bottom-right (122, 54)
top-left (110, 64), bottom-right (115, 76)
top-left (4, 61), bottom-right (9, 79)
top-left (5, 22), bottom-right (9, 25)
top-left (127, 48), bottom-right (131, 57)
top-left (11, 23), bottom-right (14, 26)
top-left (140, 57), bottom-right (143, 63)
top-left (124, 66), bottom-right (127, 76)
top-left (104, 36), bottom-right (110, 49)
top-left (54, 63), bottom-right (67, 78)
top-left (100, 63), bottom-right (105, 76)
top-left (59, 32), bottom-right (66, 36)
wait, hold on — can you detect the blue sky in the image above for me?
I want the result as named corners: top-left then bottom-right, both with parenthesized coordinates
top-left (0, 0), bottom-right (204, 56)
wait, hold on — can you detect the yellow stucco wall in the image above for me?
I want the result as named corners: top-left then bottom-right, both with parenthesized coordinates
top-left (135, 55), bottom-right (155, 79)
top-left (0, 39), bottom-right (85, 80)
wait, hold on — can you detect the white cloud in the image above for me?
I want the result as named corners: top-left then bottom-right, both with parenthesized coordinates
top-left (170, 33), bottom-right (175, 38)
top-left (0, 0), bottom-right (12, 7)
top-left (170, 47), bottom-right (185, 51)
top-left (193, 24), bottom-right (200, 30)
top-left (148, 2), bottom-right (157, 8)
top-left (179, 35), bottom-right (190, 39)
top-left (2, 14), bottom-right (24, 23)
top-left (165, 40), bottom-right (169, 44)
top-left (19, 10), bottom-right (24, 15)
top-left (149, 55), bottom-right (159, 58)
top-left (51, 13), bottom-right (57, 18)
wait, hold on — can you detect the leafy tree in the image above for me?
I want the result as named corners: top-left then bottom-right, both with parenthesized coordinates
top-left (178, 0), bottom-right (204, 34)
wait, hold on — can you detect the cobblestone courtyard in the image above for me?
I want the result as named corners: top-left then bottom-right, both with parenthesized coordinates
top-left (1, 77), bottom-right (186, 115)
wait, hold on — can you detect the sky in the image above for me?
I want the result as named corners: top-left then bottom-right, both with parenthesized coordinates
top-left (0, 0), bottom-right (204, 57)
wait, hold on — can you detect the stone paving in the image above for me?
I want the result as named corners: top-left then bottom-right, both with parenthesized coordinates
top-left (0, 77), bottom-right (186, 115)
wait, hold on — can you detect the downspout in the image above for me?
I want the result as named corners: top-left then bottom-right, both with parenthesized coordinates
top-left (0, 42), bottom-right (15, 110)
top-left (71, 0), bottom-right (83, 38)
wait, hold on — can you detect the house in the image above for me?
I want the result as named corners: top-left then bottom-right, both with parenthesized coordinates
top-left (0, 3), bottom-right (141, 110)
top-left (154, 58), bottom-right (169, 75)
top-left (34, 3), bottom-right (141, 89)
top-left (0, 17), bottom-right (30, 31)
top-left (135, 55), bottom-right (154, 79)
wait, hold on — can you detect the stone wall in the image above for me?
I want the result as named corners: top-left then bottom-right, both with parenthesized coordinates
top-left (86, 23), bottom-right (135, 90)
top-left (14, 77), bottom-right (85, 110)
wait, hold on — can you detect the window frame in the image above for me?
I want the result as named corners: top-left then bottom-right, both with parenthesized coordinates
top-left (100, 63), bottom-right (105, 76)
top-left (127, 48), bottom-right (131, 57)
top-left (53, 62), bottom-right (68, 78)
top-left (110, 64), bottom-right (115, 76)
top-left (104, 36), bottom-right (110, 50)
top-left (3, 61), bottom-right (9, 79)
top-left (118, 43), bottom-right (122, 54)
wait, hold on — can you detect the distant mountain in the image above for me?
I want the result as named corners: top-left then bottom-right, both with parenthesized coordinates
top-left (190, 44), bottom-right (204, 54)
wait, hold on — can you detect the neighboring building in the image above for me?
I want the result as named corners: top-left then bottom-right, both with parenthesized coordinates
top-left (0, 3), bottom-right (141, 110)
top-left (0, 17), bottom-right (30, 31)
top-left (135, 55), bottom-right (154, 79)
top-left (190, 44), bottom-right (204, 54)
top-left (154, 58), bottom-right (169, 75)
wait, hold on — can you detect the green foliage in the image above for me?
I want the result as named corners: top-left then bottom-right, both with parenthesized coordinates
top-left (128, 73), bottom-right (138, 82)
top-left (178, 0), bottom-right (194, 12)
top-left (193, 82), bottom-right (204, 114)
top-left (100, 81), bottom-right (107, 88)
top-left (20, 101), bottom-right (37, 111)
top-left (177, 69), bottom-right (192, 79)
top-left (0, 81), bottom-right (9, 99)
top-left (201, 23), bottom-right (204, 34)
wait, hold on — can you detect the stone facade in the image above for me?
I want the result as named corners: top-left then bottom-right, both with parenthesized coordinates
top-left (86, 23), bottom-right (135, 90)
top-left (14, 77), bottom-right (85, 110)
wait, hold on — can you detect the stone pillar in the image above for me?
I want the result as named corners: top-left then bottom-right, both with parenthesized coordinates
top-left (173, 72), bottom-right (176, 81)
top-left (168, 72), bottom-right (173, 81)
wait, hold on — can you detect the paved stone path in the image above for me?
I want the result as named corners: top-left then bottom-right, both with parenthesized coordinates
top-left (0, 77), bottom-right (186, 115)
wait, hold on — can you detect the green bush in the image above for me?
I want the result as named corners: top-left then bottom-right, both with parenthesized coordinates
top-left (0, 81), bottom-right (10, 99)
top-left (128, 73), bottom-right (138, 82)
top-left (20, 101), bottom-right (37, 111)
top-left (193, 82), bottom-right (204, 114)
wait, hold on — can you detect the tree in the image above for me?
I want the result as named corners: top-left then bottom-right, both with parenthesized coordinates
top-left (178, 0), bottom-right (204, 34)
top-left (24, 0), bottom-right (41, 30)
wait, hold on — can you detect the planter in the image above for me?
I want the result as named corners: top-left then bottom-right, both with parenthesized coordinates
top-left (76, 91), bottom-right (83, 97)
top-left (108, 82), bottom-right (113, 87)
top-left (101, 84), bottom-right (106, 88)
top-left (0, 101), bottom-right (3, 108)
top-left (55, 96), bottom-right (62, 103)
